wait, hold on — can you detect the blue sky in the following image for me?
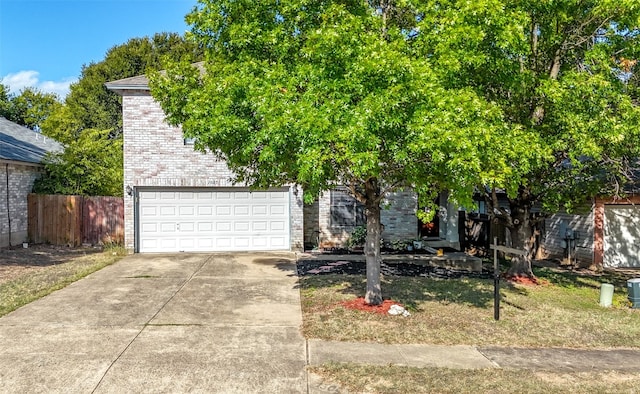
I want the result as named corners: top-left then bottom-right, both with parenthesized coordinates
top-left (0, 0), bottom-right (195, 98)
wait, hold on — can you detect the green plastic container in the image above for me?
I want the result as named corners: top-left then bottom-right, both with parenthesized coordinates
top-left (627, 278), bottom-right (640, 309)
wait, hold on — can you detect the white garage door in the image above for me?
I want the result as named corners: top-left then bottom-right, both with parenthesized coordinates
top-left (137, 188), bottom-right (290, 253)
top-left (603, 205), bottom-right (640, 268)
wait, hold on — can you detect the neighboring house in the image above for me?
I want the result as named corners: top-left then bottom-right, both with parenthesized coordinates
top-left (106, 75), bottom-right (461, 253)
top-left (0, 117), bottom-right (62, 247)
top-left (540, 194), bottom-right (640, 269)
top-left (462, 186), bottom-right (640, 269)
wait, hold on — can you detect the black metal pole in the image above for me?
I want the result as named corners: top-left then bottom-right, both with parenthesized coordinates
top-left (493, 237), bottom-right (500, 321)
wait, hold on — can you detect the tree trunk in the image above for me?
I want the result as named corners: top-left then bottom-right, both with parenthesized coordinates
top-left (506, 207), bottom-right (535, 278)
top-left (363, 178), bottom-right (383, 305)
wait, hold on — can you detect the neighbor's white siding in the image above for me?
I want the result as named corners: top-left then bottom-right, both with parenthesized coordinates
top-left (542, 206), bottom-right (594, 266)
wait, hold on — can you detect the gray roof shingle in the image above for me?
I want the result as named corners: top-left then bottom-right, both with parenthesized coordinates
top-left (0, 117), bottom-right (62, 164)
top-left (104, 74), bottom-right (151, 90)
top-left (105, 62), bottom-right (206, 92)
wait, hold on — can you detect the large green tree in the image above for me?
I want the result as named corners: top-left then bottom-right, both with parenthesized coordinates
top-left (415, 0), bottom-right (640, 275)
top-left (0, 84), bottom-right (61, 131)
top-left (36, 32), bottom-right (203, 196)
top-left (150, 0), bottom-right (527, 304)
top-left (33, 127), bottom-right (123, 196)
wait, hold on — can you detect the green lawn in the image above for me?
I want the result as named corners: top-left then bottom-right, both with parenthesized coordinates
top-left (0, 246), bottom-right (127, 317)
top-left (310, 363), bottom-right (640, 394)
top-left (300, 264), bottom-right (640, 348)
top-left (302, 263), bottom-right (640, 393)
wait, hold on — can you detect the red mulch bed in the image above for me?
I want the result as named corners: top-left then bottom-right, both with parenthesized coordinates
top-left (340, 297), bottom-right (403, 314)
top-left (505, 275), bottom-right (550, 286)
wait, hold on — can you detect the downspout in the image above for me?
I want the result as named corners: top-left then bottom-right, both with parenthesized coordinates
top-left (5, 163), bottom-right (11, 247)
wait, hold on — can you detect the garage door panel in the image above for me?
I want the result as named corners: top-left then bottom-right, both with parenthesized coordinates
top-left (234, 238), bottom-right (251, 248)
top-left (253, 221), bottom-right (268, 231)
top-left (138, 188), bottom-right (290, 252)
top-left (178, 206), bottom-right (195, 216)
top-left (160, 223), bottom-right (176, 232)
top-left (270, 237), bottom-right (287, 247)
top-left (197, 238), bottom-right (214, 248)
top-left (270, 191), bottom-right (287, 200)
top-left (179, 239), bottom-right (195, 248)
top-left (158, 239), bottom-right (177, 249)
top-left (215, 238), bottom-right (232, 248)
top-left (141, 206), bottom-right (157, 216)
top-left (141, 239), bottom-right (158, 249)
top-left (252, 238), bottom-right (268, 248)
top-left (159, 206), bottom-right (176, 216)
top-left (216, 221), bottom-right (232, 232)
top-left (139, 192), bottom-right (156, 200)
top-left (141, 223), bottom-right (157, 232)
top-left (179, 222), bottom-right (195, 232)
top-left (252, 205), bottom-right (268, 215)
top-left (197, 192), bottom-right (213, 200)
top-left (234, 221), bottom-right (251, 232)
top-left (234, 206), bottom-right (250, 216)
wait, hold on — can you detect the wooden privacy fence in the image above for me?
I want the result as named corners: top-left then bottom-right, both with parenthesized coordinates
top-left (28, 194), bottom-right (124, 246)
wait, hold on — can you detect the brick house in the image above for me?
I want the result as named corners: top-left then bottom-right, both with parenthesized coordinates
top-left (538, 195), bottom-right (640, 269)
top-left (106, 75), bottom-right (462, 253)
top-left (0, 117), bottom-right (61, 247)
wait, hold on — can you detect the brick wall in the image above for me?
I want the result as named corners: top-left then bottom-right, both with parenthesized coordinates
top-left (0, 162), bottom-right (42, 247)
top-left (381, 191), bottom-right (418, 242)
top-left (313, 190), bottom-right (418, 248)
top-left (303, 199), bottom-right (320, 248)
top-left (121, 91), bottom-right (304, 251)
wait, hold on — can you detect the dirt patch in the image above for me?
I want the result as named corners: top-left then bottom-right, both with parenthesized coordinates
top-left (340, 297), bottom-right (403, 315)
top-left (0, 244), bottom-right (102, 284)
top-left (505, 275), bottom-right (550, 286)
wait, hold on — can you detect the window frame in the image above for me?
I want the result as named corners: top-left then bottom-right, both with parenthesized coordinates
top-left (329, 188), bottom-right (366, 228)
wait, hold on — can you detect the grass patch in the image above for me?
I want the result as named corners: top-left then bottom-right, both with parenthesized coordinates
top-left (310, 363), bottom-right (640, 394)
top-left (300, 266), bottom-right (640, 348)
top-left (0, 246), bottom-right (127, 317)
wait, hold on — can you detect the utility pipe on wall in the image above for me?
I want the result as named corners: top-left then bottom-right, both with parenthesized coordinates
top-left (5, 163), bottom-right (12, 247)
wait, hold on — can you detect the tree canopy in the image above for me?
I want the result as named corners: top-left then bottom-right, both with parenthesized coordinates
top-left (150, 0), bottom-right (529, 304)
top-left (416, 0), bottom-right (640, 275)
top-left (34, 32), bottom-right (204, 196)
top-left (0, 84), bottom-right (61, 131)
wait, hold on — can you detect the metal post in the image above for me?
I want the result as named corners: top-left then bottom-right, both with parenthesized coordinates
top-left (493, 237), bottom-right (500, 321)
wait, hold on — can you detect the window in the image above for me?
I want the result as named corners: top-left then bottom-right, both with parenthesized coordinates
top-left (184, 137), bottom-right (196, 145)
top-left (330, 188), bottom-right (366, 227)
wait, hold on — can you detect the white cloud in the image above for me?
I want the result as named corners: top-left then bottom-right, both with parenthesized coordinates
top-left (1, 70), bottom-right (76, 99)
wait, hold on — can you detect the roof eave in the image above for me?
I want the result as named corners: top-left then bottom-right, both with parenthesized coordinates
top-left (105, 84), bottom-right (150, 92)
top-left (0, 158), bottom-right (45, 167)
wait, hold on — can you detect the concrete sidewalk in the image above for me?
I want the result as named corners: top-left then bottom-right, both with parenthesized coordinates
top-left (308, 340), bottom-right (640, 372)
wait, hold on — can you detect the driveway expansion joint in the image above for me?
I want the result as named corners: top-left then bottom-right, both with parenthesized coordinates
top-left (90, 255), bottom-right (212, 393)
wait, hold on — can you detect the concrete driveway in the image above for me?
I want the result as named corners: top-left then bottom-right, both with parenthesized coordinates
top-left (0, 253), bottom-right (308, 393)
